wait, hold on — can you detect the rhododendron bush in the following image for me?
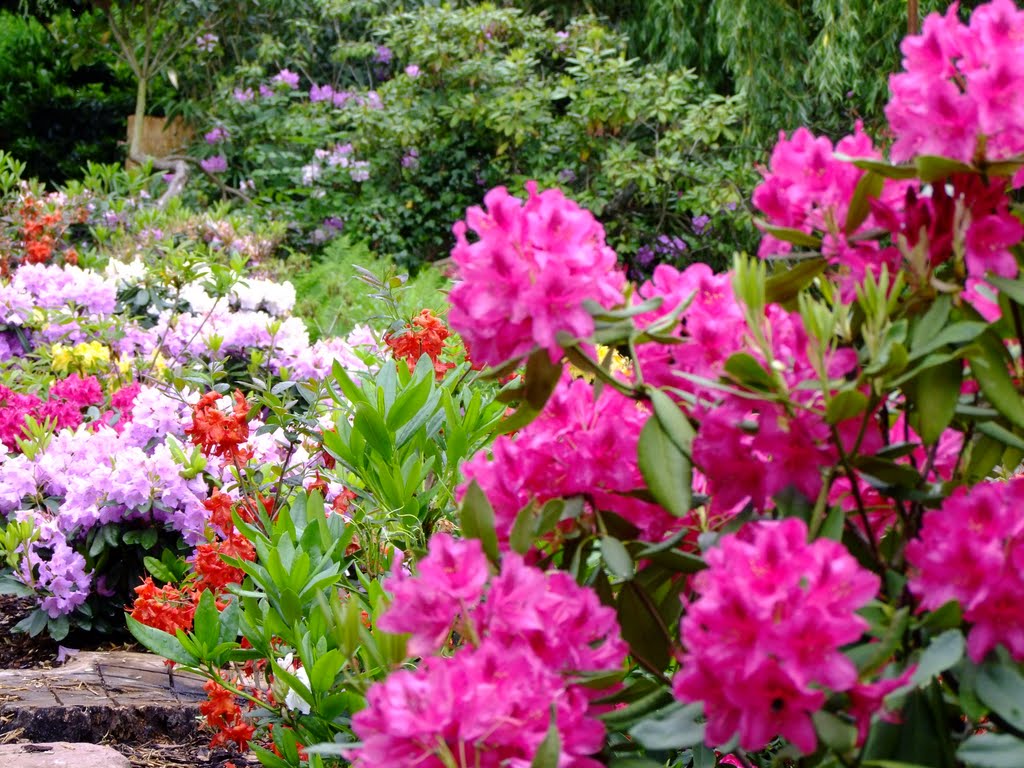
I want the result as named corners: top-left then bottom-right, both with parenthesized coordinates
top-left (115, 2), bottom-right (1024, 767)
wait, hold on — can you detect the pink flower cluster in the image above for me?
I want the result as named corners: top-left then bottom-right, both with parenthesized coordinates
top-left (907, 478), bottom-right (1024, 662)
top-left (0, 374), bottom-right (116, 450)
top-left (752, 125), bottom-right (914, 298)
top-left (887, 0), bottom-right (1024, 173)
top-left (349, 534), bottom-right (626, 768)
top-left (460, 374), bottom-right (680, 545)
top-left (449, 182), bottom-right (626, 366)
top-left (674, 518), bottom-right (879, 754)
top-left (637, 263), bottom-right (859, 512)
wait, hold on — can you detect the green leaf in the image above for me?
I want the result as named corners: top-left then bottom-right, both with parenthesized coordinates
top-left (966, 331), bottom-right (1024, 430)
top-left (764, 257), bottom-right (828, 305)
top-left (843, 156), bottom-right (918, 180)
top-left (531, 708), bottom-right (561, 768)
top-left (755, 220), bottom-right (822, 247)
top-left (647, 387), bottom-right (695, 456)
top-left (459, 480), bottom-right (500, 563)
top-left (915, 154), bottom-right (975, 183)
top-left (143, 552), bottom-right (175, 581)
top-left (846, 170), bottom-right (884, 235)
top-left (629, 701), bottom-right (705, 750)
top-left (910, 321), bottom-right (986, 360)
top-left (600, 536), bottom-right (634, 580)
top-left (814, 710), bottom-right (858, 754)
top-left (976, 421), bottom-right (1024, 452)
top-left (616, 582), bottom-right (671, 671)
top-left (125, 615), bottom-right (199, 666)
top-left (353, 403), bottom-right (393, 458)
top-left (957, 733), bottom-right (1024, 768)
top-left (509, 503), bottom-right (538, 555)
top-left (976, 662), bottom-right (1024, 732)
top-left (524, 348), bottom-right (563, 411)
top-left (911, 629), bottom-right (965, 686)
top-left (826, 389), bottom-right (869, 425)
top-left (192, 589), bottom-right (219, 652)
top-left (910, 297), bottom-right (952, 351)
top-left (987, 274), bottom-right (1024, 306)
top-left (907, 359), bottom-right (962, 444)
top-left (637, 416), bottom-right (691, 517)
top-left (723, 352), bottom-right (776, 391)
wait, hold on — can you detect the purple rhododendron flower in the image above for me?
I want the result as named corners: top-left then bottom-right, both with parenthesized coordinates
top-left (200, 155), bottom-right (228, 174)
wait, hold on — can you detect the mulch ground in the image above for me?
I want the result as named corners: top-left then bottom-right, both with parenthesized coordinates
top-left (0, 595), bottom-right (257, 768)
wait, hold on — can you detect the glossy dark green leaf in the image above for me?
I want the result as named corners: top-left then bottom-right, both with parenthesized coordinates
top-left (957, 733), bottom-right (1024, 768)
top-left (986, 274), bottom-right (1024, 306)
top-left (755, 220), bottom-right (822, 247)
top-left (616, 582), bottom-right (671, 670)
top-left (531, 709), bottom-right (561, 768)
top-left (459, 480), bottom-right (500, 563)
top-left (976, 662), bottom-right (1024, 732)
top-left (764, 257), bottom-right (828, 305)
top-left (600, 536), bottom-right (634, 580)
top-left (826, 389), bottom-right (869, 424)
top-left (814, 710), bottom-right (858, 754)
top-left (126, 615), bottom-right (199, 666)
top-left (629, 701), bottom-right (705, 750)
top-left (723, 352), bottom-right (777, 391)
top-left (846, 169), bottom-right (884, 235)
top-left (844, 156), bottom-right (918, 179)
top-left (647, 387), bottom-right (695, 456)
top-left (193, 589), bottom-right (219, 652)
top-left (915, 154), bottom-right (975, 183)
top-left (911, 629), bottom-right (964, 686)
top-left (907, 359), bottom-right (962, 444)
top-left (637, 416), bottom-right (691, 517)
top-left (966, 331), bottom-right (1024, 430)
top-left (524, 348), bottom-right (563, 410)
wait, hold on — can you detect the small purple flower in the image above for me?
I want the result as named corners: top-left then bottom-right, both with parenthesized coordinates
top-left (557, 168), bottom-right (576, 184)
top-left (692, 214), bottom-right (711, 235)
top-left (233, 87), bottom-right (254, 103)
top-left (200, 155), bottom-right (228, 174)
top-left (725, 201), bottom-right (738, 211)
top-left (259, 84), bottom-right (274, 99)
top-left (323, 217), bottom-right (344, 232)
top-left (272, 69), bottom-right (300, 89)
top-left (331, 90), bottom-right (354, 108)
top-left (374, 45), bottom-right (393, 64)
top-left (405, 65), bottom-right (421, 78)
top-left (366, 91), bottom-right (383, 109)
top-left (310, 83), bottom-right (335, 103)
top-left (195, 33), bottom-right (218, 53)
top-left (204, 126), bottom-right (229, 145)
top-left (401, 148), bottom-right (420, 169)
top-left (349, 162), bottom-right (371, 182)
top-left (635, 245), bottom-right (656, 268)
top-left (655, 235), bottom-right (687, 254)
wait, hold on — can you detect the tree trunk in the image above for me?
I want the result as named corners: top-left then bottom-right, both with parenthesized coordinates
top-left (130, 75), bottom-right (147, 160)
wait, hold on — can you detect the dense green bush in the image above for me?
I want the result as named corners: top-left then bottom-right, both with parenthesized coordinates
top-left (0, 10), bottom-right (133, 184)
top-left (188, 4), bottom-right (757, 272)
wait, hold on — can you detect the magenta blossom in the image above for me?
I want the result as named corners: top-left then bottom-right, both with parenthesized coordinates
top-left (674, 518), bottom-right (879, 754)
top-left (448, 183), bottom-right (625, 367)
top-left (200, 155), bottom-right (227, 174)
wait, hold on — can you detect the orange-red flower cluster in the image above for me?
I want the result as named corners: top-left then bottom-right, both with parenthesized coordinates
top-left (193, 534), bottom-right (256, 592)
top-left (129, 577), bottom-right (196, 634)
top-left (185, 390), bottom-right (252, 462)
top-left (200, 679), bottom-right (256, 751)
top-left (384, 309), bottom-right (455, 379)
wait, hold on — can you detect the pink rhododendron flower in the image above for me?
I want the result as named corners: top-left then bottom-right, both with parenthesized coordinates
top-left (377, 534), bottom-right (491, 656)
top-left (674, 518), bottom-right (879, 754)
top-left (352, 537), bottom-right (626, 768)
top-left (459, 375), bottom-right (681, 545)
top-left (907, 478), bottom-right (1024, 661)
top-left (887, 0), bottom-right (1024, 171)
top-left (448, 183), bottom-right (626, 366)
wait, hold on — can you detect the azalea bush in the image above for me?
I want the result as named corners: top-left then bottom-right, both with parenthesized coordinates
top-left (126, 3), bottom-right (1024, 767)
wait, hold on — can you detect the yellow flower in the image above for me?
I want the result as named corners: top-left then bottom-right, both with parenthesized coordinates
top-left (73, 341), bottom-right (110, 373)
top-left (569, 345), bottom-right (633, 382)
top-left (50, 344), bottom-right (74, 376)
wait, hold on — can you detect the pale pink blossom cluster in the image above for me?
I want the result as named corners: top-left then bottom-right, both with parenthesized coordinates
top-left (907, 478), bottom-right (1024, 662)
top-left (448, 182), bottom-right (626, 366)
top-left (459, 375), bottom-right (680, 545)
top-left (674, 518), bottom-right (879, 754)
top-left (887, 0), bottom-right (1024, 172)
top-left (349, 534), bottom-right (626, 768)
